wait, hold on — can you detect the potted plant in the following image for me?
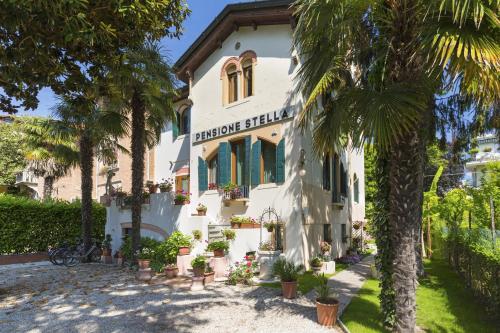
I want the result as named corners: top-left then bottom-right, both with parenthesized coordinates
top-left (170, 231), bottom-right (192, 256)
top-left (206, 240), bottom-right (229, 257)
top-left (204, 265), bottom-right (215, 285)
top-left (222, 229), bottom-right (236, 241)
top-left (310, 256), bottom-right (323, 274)
top-left (159, 178), bottom-right (173, 193)
top-left (230, 215), bottom-right (242, 228)
top-left (240, 217), bottom-right (259, 229)
top-left (196, 203), bottom-right (207, 216)
top-left (137, 247), bottom-right (154, 269)
top-left (272, 258), bottom-right (304, 299)
top-left (102, 234), bottom-right (112, 256)
top-left (208, 182), bottom-right (218, 190)
top-left (192, 229), bottom-right (202, 241)
top-left (145, 180), bottom-right (158, 194)
top-left (264, 222), bottom-right (275, 232)
top-left (315, 274), bottom-right (339, 327)
top-left (115, 188), bottom-right (127, 206)
top-left (142, 191), bottom-right (151, 204)
top-left (165, 263), bottom-right (179, 278)
top-left (320, 241), bottom-right (332, 257)
top-left (191, 255), bottom-right (206, 277)
top-left (174, 190), bottom-right (190, 205)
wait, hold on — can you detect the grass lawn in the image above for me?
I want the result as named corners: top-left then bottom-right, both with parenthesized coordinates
top-left (259, 263), bottom-right (348, 294)
top-left (341, 259), bottom-right (498, 333)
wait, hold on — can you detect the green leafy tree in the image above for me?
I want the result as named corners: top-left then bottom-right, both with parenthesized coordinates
top-left (0, 0), bottom-right (189, 113)
top-left (423, 165), bottom-right (444, 258)
top-left (0, 122), bottom-right (26, 185)
top-left (110, 43), bottom-right (177, 257)
top-left (293, 0), bottom-right (498, 330)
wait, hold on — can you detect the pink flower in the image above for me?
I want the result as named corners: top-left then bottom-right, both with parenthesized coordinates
top-left (235, 261), bottom-right (239, 265)
top-left (244, 255), bottom-right (248, 260)
top-left (246, 261), bottom-right (252, 267)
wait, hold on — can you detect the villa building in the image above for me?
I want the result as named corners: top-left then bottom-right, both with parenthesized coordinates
top-left (466, 133), bottom-right (499, 187)
top-left (105, 0), bottom-right (365, 266)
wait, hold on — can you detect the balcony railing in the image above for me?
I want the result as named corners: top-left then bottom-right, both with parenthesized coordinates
top-left (15, 171), bottom-right (37, 184)
top-left (332, 192), bottom-right (346, 207)
top-left (222, 185), bottom-right (250, 206)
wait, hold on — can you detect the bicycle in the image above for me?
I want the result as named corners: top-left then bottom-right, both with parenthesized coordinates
top-left (63, 239), bottom-right (102, 267)
top-left (48, 241), bottom-right (74, 266)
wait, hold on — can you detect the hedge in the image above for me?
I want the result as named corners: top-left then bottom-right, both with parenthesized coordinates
top-left (0, 195), bottom-right (106, 254)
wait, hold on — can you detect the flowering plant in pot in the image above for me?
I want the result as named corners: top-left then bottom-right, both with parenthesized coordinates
top-left (208, 182), bottom-right (218, 190)
top-left (192, 229), bottom-right (202, 241)
top-left (165, 231), bottom-right (192, 257)
top-left (136, 247), bottom-right (154, 269)
top-left (227, 259), bottom-right (258, 285)
top-left (165, 263), bottom-right (179, 278)
top-left (145, 180), bottom-right (158, 194)
top-left (191, 255), bottom-right (206, 277)
top-left (310, 256), bottom-right (323, 274)
top-left (159, 178), bottom-right (173, 193)
top-left (174, 190), bottom-right (190, 205)
top-left (196, 203), bottom-right (207, 216)
top-left (264, 222), bottom-right (275, 232)
top-left (315, 274), bottom-right (339, 327)
top-left (206, 240), bottom-right (229, 257)
top-left (222, 229), bottom-right (236, 241)
top-left (272, 258), bottom-right (304, 299)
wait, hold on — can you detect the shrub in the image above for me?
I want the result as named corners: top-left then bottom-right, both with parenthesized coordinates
top-left (120, 236), bottom-right (165, 272)
top-left (272, 258), bottom-right (304, 282)
top-left (222, 229), bottom-right (236, 240)
top-left (0, 195), bottom-right (105, 254)
top-left (206, 240), bottom-right (229, 252)
top-left (163, 231), bottom-right (192, 263)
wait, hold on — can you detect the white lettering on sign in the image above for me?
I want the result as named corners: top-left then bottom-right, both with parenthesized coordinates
top-left (192, 107), bottom-right (295, 144)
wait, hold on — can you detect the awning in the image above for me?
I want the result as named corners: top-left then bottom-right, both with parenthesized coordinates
top-left (175, 166), bottom-right (190, 176)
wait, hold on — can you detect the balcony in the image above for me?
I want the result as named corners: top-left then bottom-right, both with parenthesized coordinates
top-left (15, 171), bottom-right (37, 185)
top-left (222, 185), bottom-right (250, 206)
top-left (332, 192), bottom-right (346, 208)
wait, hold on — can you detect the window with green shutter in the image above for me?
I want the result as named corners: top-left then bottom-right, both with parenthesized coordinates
top-left (172, 113), bottom-right (179, 141)
top-left (208, 153), bottom-right (218, 186)
top-left (217, 142), bottom-right (231, 186)
top-left (353, 173), bottom-right (359, 203)
top-left (276, 138), bottom-right (285, 183)
top-left (262, 140), bottom-right (276, 183)
top-left (251, 140), bottom-right (261, 186)
top-left (198, 157), bottom-right (208, 191)
top-left (323, 153), bottom-right (331, 190)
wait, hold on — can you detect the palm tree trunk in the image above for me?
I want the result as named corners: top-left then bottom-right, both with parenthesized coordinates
top-left (130, 89), bottom-right (145, 259)
top-left (43, 176), bottom-right (54, 200)
top-left (80, 130), bottom-right (94, 258)
top-left (389, 131), bottom-right (423, 333)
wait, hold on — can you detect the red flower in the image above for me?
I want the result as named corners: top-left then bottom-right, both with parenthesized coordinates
top-left (246, 261), bottom-right (252, 267)
top-left (244, 255), bottom-right (248, 260)
top-left (246, 269), bottom-right (250, 273)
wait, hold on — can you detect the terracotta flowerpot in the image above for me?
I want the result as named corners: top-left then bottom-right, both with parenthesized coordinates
top-left (193, 267), bottom-right (205, 277)
top-left (281, 281), bottom-right (298, 299)
top-left (316, 298), bottom-right (339, 327)
top-left (137, 259), bottom-right (150, 269)
top-left (165, 267), bottom-right (178, 278)
top-left (204, 271), bottom-right (215, 285)
top-left (178, 247), bottom-right (190, 256)
top-left (197, 210), bottom-right (206, 216)
top-left (213, 249), bottom-right (224, 258)
top-left (174, 199), bottom-right (189, 205)
top-left (231, 222), bottom-right (241, 229)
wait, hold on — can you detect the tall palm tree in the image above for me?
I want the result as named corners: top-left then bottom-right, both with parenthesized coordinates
top-left (293, 0), bottom-right (498, 331)
top-left (52, 92), bottom-right (128, 255)
top-left (18, 117), bottom-right (78, 199)
top-left (112, 42), bottom-right (177, 257)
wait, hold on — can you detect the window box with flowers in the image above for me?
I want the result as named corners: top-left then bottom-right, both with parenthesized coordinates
top-left (208, 182), bottom-right (218, 190)
top-left (221, 183), bottom-right (250, 206)
top-left (230, 215), bottom-right (260, 229)
top-left (173, 191), bottom-right (190, 205)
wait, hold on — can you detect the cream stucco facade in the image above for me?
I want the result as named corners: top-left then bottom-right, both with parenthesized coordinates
top-left (105, 1), bottom-right (365, 266)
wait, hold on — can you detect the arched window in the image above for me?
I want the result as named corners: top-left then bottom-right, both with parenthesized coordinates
top-left (353, 173), bottom-right (359, 203)
top-left (242, 59), bottom-right (253, 98)
top-left (178, 106), bottom-right (190, 136)
top-left (227, 64), bottom-right (238, 104)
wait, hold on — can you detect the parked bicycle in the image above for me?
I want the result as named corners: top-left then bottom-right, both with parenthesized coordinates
top-left (62, 239), bottom-right (102, 267)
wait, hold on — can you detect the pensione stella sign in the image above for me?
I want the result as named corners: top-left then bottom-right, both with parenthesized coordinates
top-left (192, 107), bottom-right (295, 144)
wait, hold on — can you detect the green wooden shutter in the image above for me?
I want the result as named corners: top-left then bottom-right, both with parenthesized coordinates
top-left (198, 157), bottom-right (208, 191)
top-left (217, 142), bottom-right (231, 186)
top-left (332, 154), bottom-right (338, 202)
top-left (244, 136), bottom-right (251, 186)
top-left (276, 138), bottom-right (285, 183)
top-left (172, 113), bottom-right (179, 141)
top-left (251, 140), bottom-right (261, 186)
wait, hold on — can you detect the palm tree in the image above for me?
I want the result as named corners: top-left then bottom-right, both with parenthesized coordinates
top-left (293, 0), bottom-right (498, 331)
top-left (111, 42), bottom-right (177, 257)
top-left (18, 117), bottom-right (78, 199)
top-left (52, 92), bottom-right (128, 255)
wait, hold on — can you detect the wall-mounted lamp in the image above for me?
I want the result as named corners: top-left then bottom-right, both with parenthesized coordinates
top-left (298, 149), bottom-right (306, 177)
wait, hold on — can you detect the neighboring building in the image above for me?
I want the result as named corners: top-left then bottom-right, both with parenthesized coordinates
top-left (16, 136), bottom-right (155, 201)
top-left (106, 0), bottom-right (366, 266)
top-left (466, 133), bottom-right (500, 187)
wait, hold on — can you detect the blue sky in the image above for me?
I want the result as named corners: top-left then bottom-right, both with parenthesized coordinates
top-left (17, 0), bottom-right (243, 117)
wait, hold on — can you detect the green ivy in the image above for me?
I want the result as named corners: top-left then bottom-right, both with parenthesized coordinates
top-left (373, 155), bottom-right (395, 327)
top-left (0, 195), bottom-right (105, 254)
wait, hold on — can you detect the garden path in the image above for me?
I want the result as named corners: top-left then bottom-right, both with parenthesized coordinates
top-left (306, 255), bottom-right (375, 317)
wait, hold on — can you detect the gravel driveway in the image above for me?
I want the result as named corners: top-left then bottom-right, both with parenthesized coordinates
top-left (0, 262), bottom-right (339, 333)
